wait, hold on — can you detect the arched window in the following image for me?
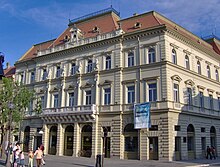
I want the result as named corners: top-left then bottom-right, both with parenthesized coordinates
top-left (128, 52), bottom-right (134, 67)
top-left (148, 48), bottom-right (155, 63)
top-left (207, 65), bottom-right (211, 79)
top-left (197, 61), bottom-right (201, 74)
top-left (215, 70), bottom-right (219, 82)
top-left (106, 56), bottom-right (111, 70)
top-left (172, 49), bottom-right (177, 64)
top-left (185, 55), bottom-right (190, 70)
top-left (87, 60), bottom-right (93, 72)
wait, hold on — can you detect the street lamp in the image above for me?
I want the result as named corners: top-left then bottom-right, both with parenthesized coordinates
top-left (6, 102), bottom-right (14, 167)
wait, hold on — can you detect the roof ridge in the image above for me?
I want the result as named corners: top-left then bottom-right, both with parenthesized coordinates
top-left (152, 11), bottom-right (162, 25)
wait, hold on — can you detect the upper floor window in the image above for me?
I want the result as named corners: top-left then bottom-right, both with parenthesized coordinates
top-left (216, 70), bottom-right (219, 82)
top-left (128, 52), bottom-right (134, 67)
top-left (42, 69), bottom-right (47, 80)
top-left (197, 61), bottom-right (201, 74)
top-left (69, 92), bottom-right (74, 107)
top-left (41, 96), bottom-right (45, 109)
top-left (54, 94), bottom-right (59, 108)
top-left (20, 74), bottom-right (24, 84)
top-left (106, 56), bottom-right (111, 70)
top-left (209, 94), bottom-right (213, 110)
top-left (207, 65), bottom-right (211, 79)
top-left (104, 88), bottom-right (111, 105)
top-left (187, 87), bottom-right (193, 106)
top-left (71, 63), bottom-right (76, 75)
top-left (85, 90), bottom-right (92, 105)
top-left (173, 83), bottom-right (179, 102)
top-left (148, 83), bottom-right (157, 102)
top-left (185, 55), bottom-right (190, 70)
top-left (199, 91), bottom-right (204, 109)
top-left (87, 60), bottom-right (93, 73)
top-left (148, 48), bottom-right (156, 63)
top-left (172, 49), bottom-right (177, 64)
top-left (30, 71), bottom-right (35, 83)
top-left (127, 85), bottom-right (135, 104)
top-left (56, 66), bottom-right (61, 78)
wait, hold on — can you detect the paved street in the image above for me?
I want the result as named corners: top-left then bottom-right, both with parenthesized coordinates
top-left (1, 155), bottom-right (220, 167)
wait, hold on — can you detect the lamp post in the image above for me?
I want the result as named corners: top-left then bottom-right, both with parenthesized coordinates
top-left (6, 102), bottom-right (14, 167)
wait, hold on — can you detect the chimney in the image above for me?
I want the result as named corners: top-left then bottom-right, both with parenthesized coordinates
top-left (6, 62), bottom-right (10, 69)
top-left (133, 13), bottom-right (138, 16)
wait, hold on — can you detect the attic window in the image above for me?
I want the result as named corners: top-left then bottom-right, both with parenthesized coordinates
top-left (134, 22), bottom-right (141, 28)
top-left (64, 35), bottom-right (70, 42)
top-left (93, 26), bottom-right (99, 33)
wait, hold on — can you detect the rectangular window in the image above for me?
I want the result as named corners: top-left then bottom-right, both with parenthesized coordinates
top-left (104, 88), bottom-right (111, 105)
top-left (42, 69), bottom-right (47, 80)
top-left (149, 125), bottom-right (158, 131)
top-left (174, 125), bottom-right (181, 131)
top-left (187, 87), bottom-right (193, 105)
top-left (71, 63), bottom-right (76, 75)
top-left (20, 74), bottom-right (24, 84)
top-left (106, 57), bottom-right (111, 70)
top-left (149, 83), bottom-right (157, 102)
top-left (128, 53), bottom-right (134, 67)
top-left (199, 92), bottom-right (204, 109)
top-left (85, 90), bottom-right (92, 105)
top-left (127, 85), bottom-right (135, 103)
top-left (54, 94), bottom-right (59, 108)
top-left (173, 83), bottom-right (179, 102)
top-left (69, 92), bottom-right (74, 107)
top-left (201, 137), bottom-right (206, 151)
top-left (201, 127), bottom-right (205, 132)
top-left (124, 136), bottom-right (138, 152)
top-left (30, 72), bottom-right (35, 83)
top-left (41, 96), bottom-right (45, 109)
top-left (209, 95), bottom-right (213, 110)
top-left (56, 66), bottom-right (61, 78)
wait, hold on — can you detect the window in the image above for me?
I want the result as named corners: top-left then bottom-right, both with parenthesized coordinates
top-left (209, 95), bottom-right (213, 110)
top-left (71, 63), bottom-right (76, 75)
top-left (56, 66), bottom-right (61, 78)
top-left (42, 69), bottom-right (47, 80)
top-left (54, 94), bottom-right (59, 108)
top-left (41, 96), bottom-right (45, 109)
top-left (127, 85), bottom-right (135, 103)
top-left (187, 87), bottom-right (193, 106)
top-left (87, 60), bottom-right (93, 72)
top-left (148, 83), bottom-right (157, 102)
top-left (199, 92), bottom-right (204, 109)
top-left (104, 88), bottom-right (111, 105)
top-left (69, 92), bottom-right (74, 107)
top-left (201, 137), bottom-right (206, 151)
top-left (149, 125), bottom-right (158, 131)
top-left (207, 66), bottom-right (211, 79)
top-left (216, 70), bottom-right (219, 82)
top-left (30, 71), bottom-right (35, 83)
top-left (173, 83), bottom-right (179, 102)
top-left (185, 55), bottom-right (190, 70)
top-left (172, 49), bottom-right (177, 64)
top-left (174, 125), bottom-right (181, 131)
top-left (128, 52), bottom-right (134, 67)
top-left (105, 56), bottom-right (111, 70)
top-left (148, 48), bottom-right (156, 63)
top-left (197, 61), bottom-right (201, 74)
top-left (85, 90), bottom-right (92, 105)
top-left (20, 74), bottom-right (24, 84)
top-left (201, 127), bottom-right (206, 132)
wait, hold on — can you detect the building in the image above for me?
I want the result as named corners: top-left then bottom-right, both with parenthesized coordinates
top-left (4, 63), bottom-right (16, 79)
top-left (15, 7), bottom-right (220, 161)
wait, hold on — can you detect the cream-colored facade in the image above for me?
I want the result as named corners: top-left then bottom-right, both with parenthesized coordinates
top-left (15, 8), bottom-right (220, 161)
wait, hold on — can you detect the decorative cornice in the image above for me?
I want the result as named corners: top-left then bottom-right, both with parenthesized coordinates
top-left (98, 80), bottom-right (112, 87)
top-left (183, 49), bottom-right (191, 55)
top-left (121, 79), bottom-right (137, 84)
top-left (195, 56), bottom-right (203, 61)
top-left (184, 79), bottom-right (195, 86)
top-left (171, 75), bottom-right (182, 82)
top-left (197, 85), bottom-right (205, 90)
top-left (207, 88), bottom-right (215, 94)
top-left (170, 43), bottom-right (179, 49)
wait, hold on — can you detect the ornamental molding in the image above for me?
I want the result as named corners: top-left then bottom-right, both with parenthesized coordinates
top-left (184, 79), bottom-right (195, 86)
top-left (197, 85), bottom-right (205, 90)
top-left (171, 75), bottom-right (182, 82)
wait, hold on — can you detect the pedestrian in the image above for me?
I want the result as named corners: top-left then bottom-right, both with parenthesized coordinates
top-left (28, 149), bottom-right (34, 167)
top-left (19, 151), bottom-right (25, 167)
top-left (7, 143), bottom-right (13, 165)
top-left (206, 146), bottom-right (212, 160)
top-left (40, 144), bottom-right (45, 165)
top-left (211, 146), bottom-right (216, 160)
top-left (13, 142), bottom-right (20, 166)
top-left (14, 148), bottom-right (20, 167)
top-left (34, 146), bottom-right (43, 167)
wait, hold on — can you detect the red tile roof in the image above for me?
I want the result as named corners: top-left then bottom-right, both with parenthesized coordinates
top-left (4, 66), bottom-right (16, 78)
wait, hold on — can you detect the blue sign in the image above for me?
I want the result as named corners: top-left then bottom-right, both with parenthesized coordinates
top-left (133, 102), bottom-right (151, 129)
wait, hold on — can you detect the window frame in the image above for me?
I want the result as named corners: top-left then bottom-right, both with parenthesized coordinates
top-left (172, 49), bottom-right (177, 64)
top-left (128, 52), bottom-right (134, 67)
top-left (148, 83), bottom-right (157, 102)
top-left (104, 87), bottom-right (111, 105)
top-left (69, 92), bottom-right (75, 107)
top-left (148, 48), bottom-right (156, 64)
top-left (173, 83), bottom-right (179, 103)
top-left (215, 69), bottom-right (219, 82)
top-left (105, 56), bottom-right (111, 70)
top-left (53, 94), bottom-right (59, 108)
top-left (85, 90), bottom-right (92, 105)
top-left (87, 60), bottom-right (93, 73)
top-left (127, 85), bottom-right (135, 104)
top-left (207, 65), bottom-right (211, 79)
top-left (197, 61), bottom-right (201, 74)
top-left (185, 55), bottom-right (190, 70)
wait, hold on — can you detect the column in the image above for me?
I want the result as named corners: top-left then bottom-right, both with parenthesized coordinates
top-left (42, 124), bottom-right (49, 154)
top-left (91, 116), bottom-right (99, 158)
top-left (56, 123), bottom-right (64, 156)
top-left (73, 123), bottom-right (80, 157)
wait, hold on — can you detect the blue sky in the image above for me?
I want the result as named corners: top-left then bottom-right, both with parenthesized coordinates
top-left (0, 0), bottom-right (219, 67)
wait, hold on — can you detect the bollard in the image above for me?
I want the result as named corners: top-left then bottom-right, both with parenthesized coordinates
top-left (96, 154), bottom-right (102, 167)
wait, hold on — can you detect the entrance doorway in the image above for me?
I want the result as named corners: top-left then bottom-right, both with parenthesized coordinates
top-left (81, 125), bottom-right (92, 157)
top-left (103, 137), bottom-right (110, 158)
top-left (23, 126), bottom-right (30, 152)
top-left (64, 125), bottom-right (74, 156)
top-left (187, 124), bottom-right (195, 159)
top-left (175, 137), bottom-right (181, 160)
top-left (149, 137), bottom-right (158, 160)
top-left (49, 126), bottom-right (57, 155)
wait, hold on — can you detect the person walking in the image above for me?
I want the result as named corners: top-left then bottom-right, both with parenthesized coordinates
top-left (206, 146), bottom-right (212, 160)
top-left (19, 151), bottom-right (25, 167)
top-left (40, 144), bottom-right (45, 165)
top-left (7, 143), bottom-right (13, 165)
top-left (28, 149), bottom-right (34, 167)
top-left (211, 146), bottom-right (216, 160)
top-left (34, 147), bottom-right (43, 167)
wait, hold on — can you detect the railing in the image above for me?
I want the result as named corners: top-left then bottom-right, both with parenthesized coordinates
top-left (37, 31), bottom-right (118, 57)
top-left (42, 104), bottom-right (97, 115)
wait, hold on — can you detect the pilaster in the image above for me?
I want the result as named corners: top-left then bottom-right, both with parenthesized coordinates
top-left (42, 124), bottom-right (49, 154)
top-left (73, 123), bottom-right (80, 157)
top-left (91, 116), bottom-right (99, 158)
top-left (57, 123), bottom-right (64, 156)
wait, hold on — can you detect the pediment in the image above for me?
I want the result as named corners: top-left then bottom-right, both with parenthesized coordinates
top-left (171, 75), bottom-right (182, 82)
top-left (184, 79), bottom-right (195, 86)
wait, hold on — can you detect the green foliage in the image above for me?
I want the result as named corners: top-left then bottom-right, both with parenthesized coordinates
top-left (34, 97), bottom-right (42, 115)
top-left (0, 77), bottom-right (34, 125)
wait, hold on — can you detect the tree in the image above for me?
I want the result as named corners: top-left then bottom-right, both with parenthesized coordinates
top-left (0, 77), bottom-right (34, 160)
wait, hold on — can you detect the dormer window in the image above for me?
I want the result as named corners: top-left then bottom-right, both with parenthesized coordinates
top-left (64, 35), bottom-right (70, 42)
top-left (93, 26), bottom-right (99, 33)
top-left (134, 22), bottom-right (141, 28)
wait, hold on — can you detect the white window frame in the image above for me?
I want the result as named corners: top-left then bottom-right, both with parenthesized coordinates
top-left (85, 89), bottom-right (92, 105)
top-left (207, 65), bottom-right (211, 79)
top-left (105, 56), bottom-right (111, 70)
top-left (148, 82), bottom-right (157, 102)
top-left (197, 61), bottom-right (201, 74)
top-left (172, 49), bottom-right (177, 64)
top-left (173, 83), bottom-right (179, 103)
top-left (148, 48), bottom-right (156, 64)
top-left (104, 87), bottom-right (111, 105)
top-left (215, 69), bottom-right (219, 82)
top-left (127, 85), bottom-right (135, 104)
top-left (53, 94), bottom-right (59, 108)
top-left (56, 66), bottom-right (61, 78)
top-left (87, 60), bottom-right (93, 73)
top-left (69, 92), bottom-right (75, 107)
top-left (127, 52), bottom-right (134, 67)
top-left (185, 55), bottom-right (190, 70)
